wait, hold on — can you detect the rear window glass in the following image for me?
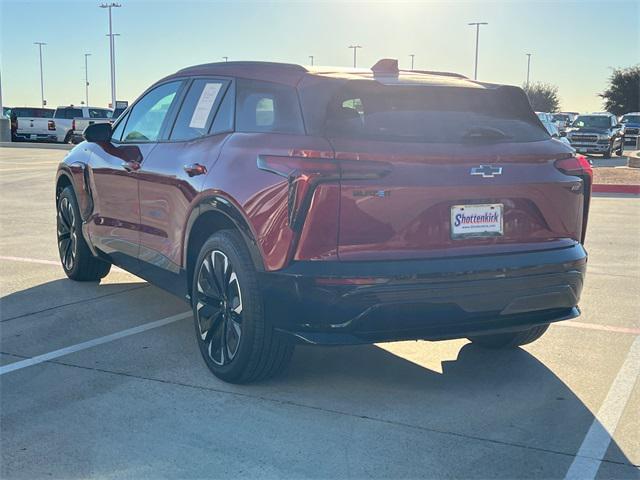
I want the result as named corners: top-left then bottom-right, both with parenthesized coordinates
top-left (571, 116), bottom-right (611, 129)
top-left (323, 83), bottom-right (548, 143)
top-left (88, 109), bottom-right (112, 118)
top-left (54, 108), bottom-right (83, 119)
top-left (12, 108), bottom-right (54, 118)
top-left (236, 79), bottom-right (304, 134)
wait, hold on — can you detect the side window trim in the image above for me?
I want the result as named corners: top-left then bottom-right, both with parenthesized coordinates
top-left (209, 79), bottom-right (236, 136)
top-left (157, 79), bottom-right (190, 141)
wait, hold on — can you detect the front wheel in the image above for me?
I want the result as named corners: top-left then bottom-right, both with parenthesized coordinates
top-left (616, 139), bottom-right (624, 156)
top-left (57, 186), bottom-right (111, 281)
top-left (192, 230), bottom-right (294, 383)
top-left (468, 324), bottom-right (549, 349)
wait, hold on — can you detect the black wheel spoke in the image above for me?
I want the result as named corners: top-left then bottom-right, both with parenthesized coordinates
top-left (213, 252), bottom-right (227, 298)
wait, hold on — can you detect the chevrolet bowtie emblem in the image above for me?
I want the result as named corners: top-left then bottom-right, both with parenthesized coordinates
top-left (470, 165), bottom-right (503, 178)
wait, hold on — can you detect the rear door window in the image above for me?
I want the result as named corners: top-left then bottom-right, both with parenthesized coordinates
top-left (54, 108), bottom-right (83, 119)
top-left (120, 81), bottom-right (182, 143)
top-left (170, 79), bottom-right (228, 141)
top-left (236, 79), bottom-right (304, 134)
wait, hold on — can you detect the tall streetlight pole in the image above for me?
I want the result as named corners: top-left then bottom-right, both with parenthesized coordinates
top-left (409, 54), bottom-right (415, 70)
top-left (99, 3), bottom-right (121, 109)
top-left (308, 55), bottom-right (314, 66)
top-left (348, 45), bottom-right (362, 68)
top-left (525, 53), bottom-right (532, 88)
top-left (467, 22), bottom-right (487, 80)
top-left (34, 42), bottom-right (47, 107)
top-left (84, 53), bottom-right (91, 106)
top-left (222, 56), bottom-right (228, 62)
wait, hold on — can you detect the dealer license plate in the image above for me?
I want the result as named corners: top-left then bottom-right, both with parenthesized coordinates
top-left (451, 203), bottom-right (504, 239)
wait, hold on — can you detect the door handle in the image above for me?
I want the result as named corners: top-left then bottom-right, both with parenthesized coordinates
top-left (122, 160), bottom-right (141, 172)
top-left (184, 163), bottom-right (207, 177)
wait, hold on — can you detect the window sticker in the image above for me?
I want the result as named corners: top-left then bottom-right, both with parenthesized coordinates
top-left (189, 83), bottom-right (222, 129)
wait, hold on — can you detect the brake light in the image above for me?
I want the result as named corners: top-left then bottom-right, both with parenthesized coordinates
top-left (257, 154), bottom-right (391, 230)
top-left (72, 119), bottom-right (76, 131)
top-left (48, 120), bottom-right (55, 131)
top-left (554, 154), bottom-right (592, 181)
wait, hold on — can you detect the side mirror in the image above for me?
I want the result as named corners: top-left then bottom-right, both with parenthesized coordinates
top-left (84, 122), bottom-right (112, 143)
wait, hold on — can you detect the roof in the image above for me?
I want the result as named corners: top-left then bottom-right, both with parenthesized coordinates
top-left (168, 60), bottom-right (484, 89)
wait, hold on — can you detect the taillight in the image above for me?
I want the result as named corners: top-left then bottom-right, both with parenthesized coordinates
top-left (72, 119), bottom-right (76, 131)
top-left (555, 154), bottom-right (591, 243)
top-left (257, 154), bottom-right (391, 230)
top-left (554, 154), bottom-right (592, 181)
top-left (48, 120), bottom-right (56, 131)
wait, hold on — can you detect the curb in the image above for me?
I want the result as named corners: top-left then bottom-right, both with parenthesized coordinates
top-left (592, 184), bottom-right (640, 195)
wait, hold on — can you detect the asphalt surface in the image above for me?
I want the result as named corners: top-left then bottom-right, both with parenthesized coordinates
top-left (0, 146), bottom-right (638, 479)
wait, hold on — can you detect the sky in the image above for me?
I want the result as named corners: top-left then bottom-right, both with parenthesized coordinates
top-left (1, 0), bottom-right (638, 112)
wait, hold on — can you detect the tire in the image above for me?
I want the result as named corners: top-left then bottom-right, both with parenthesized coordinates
top-left (616, 139), bottom-right (624, 156)
top-left (191, 230), bottom-right (294, 383)
top-left (63, 131), bottom-right (73, 144)
top-left (57, 186), bottom-right (111, 281)
top-left (468, 324), bottom-right (549, 349)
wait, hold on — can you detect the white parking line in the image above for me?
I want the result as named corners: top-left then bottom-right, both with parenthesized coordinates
top-left (564, 336), bottom-right (640, 479)
top-left (0, 312), bottom-right (191, 376)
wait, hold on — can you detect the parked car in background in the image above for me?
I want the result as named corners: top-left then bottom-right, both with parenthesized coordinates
top-left (10, 107), bottom-right (56, 142)
top-left (620, 112), bottom-right (640, 148)
top-left (536, 112), bottom-right (560, 137)
top-left (55, 60), bottom-right (590, 383)
top-left (53, 106), bottom-right (113, 143)
top-left (552, 112), bottom-right (577, 133)
top-left (565, 113), bottom-right (624, 157)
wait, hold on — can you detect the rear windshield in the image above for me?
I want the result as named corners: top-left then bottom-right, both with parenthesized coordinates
top-left (54, 108), bottom-right (83, 119)
top-left (11, 108), bottom-right (54, 118)
top-left (622, 115), bottom-right (640, 124)
top-left (322, 82), bottom-right (548, 143)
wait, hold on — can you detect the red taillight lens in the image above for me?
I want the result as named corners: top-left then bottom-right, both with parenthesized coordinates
top-left (257, 154), bottom-right (391, 230)
top-left (554, 154), bottom-right (592, 181)
top-left (72, 119), bottom-right (76, 130)
top-left (48, 120), bottom-right (56, 131)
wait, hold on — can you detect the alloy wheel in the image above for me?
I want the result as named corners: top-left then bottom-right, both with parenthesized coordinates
top-left (195, 250), bottom-right (243, 366)
top-left (57, 197), bottom-right (77, 271)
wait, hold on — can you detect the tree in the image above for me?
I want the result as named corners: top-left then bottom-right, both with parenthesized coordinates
top-left (522, 82), bottom-right (561, 112)
top-left (600, 65), bottom-right (640, 116)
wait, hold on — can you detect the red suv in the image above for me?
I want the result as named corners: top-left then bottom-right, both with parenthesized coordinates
top-left (55, 60), bottom-right (590, 383)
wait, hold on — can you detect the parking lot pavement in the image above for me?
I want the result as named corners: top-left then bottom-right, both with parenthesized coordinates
top-left (1, 146), bottom-right (639, 479)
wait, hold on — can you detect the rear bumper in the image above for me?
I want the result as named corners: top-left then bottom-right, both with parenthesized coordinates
top-left (14, 132), bottom-right (57, 142)
top-left (259, 244), bottom-right (587, 345)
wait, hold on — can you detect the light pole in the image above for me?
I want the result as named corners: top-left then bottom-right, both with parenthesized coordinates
top-left (525, 53), bottom-right (532, 88)
top-left (348, 45), bottom-right (362, 68)
top-left (409, 54), bottom-right (415, 70)
top-left (467, 22), bottom-right (488, 80)
top-left (84, 53), bottom-right (91, 106)
top-left (308, 55), bottom-right (314, 66)
top-left (222, 56), bottom-right (228, 62)
top-left (34, 42), bottom-right (47, 107)
top-left (99, 3), bottom-right (121, 109)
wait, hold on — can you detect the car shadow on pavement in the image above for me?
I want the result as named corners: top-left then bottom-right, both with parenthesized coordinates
top-left (0, 278), bottom-right (148, 322)
top-left (269, 342), bottom-right (637, 474)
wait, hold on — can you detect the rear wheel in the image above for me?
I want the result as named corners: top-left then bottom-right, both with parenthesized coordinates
top-left (192, 230), bottom-right (294, 383)
top-left (604, 142), bottom-right (613, 158)
top-left (468, 324), bottom-right (549, 349)
top-left (616, 139), bottom-right (624, 156)
top-left (57, 186), bottom-right (111, 281)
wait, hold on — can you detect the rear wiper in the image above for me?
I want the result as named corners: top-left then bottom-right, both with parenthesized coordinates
top-left (461, 127), bottom-right (512, 142)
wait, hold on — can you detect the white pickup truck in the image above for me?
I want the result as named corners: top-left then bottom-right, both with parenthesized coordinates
top-left (52, 106), bottom-right (113, 143)
top-left (10, 107), bottom-right (57, 142)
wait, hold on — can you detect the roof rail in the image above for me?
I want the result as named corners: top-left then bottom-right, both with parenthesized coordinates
top-left (177, 61), bottom-right (308, 74)
top-left (399, 69), bottom-right (467, 79)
